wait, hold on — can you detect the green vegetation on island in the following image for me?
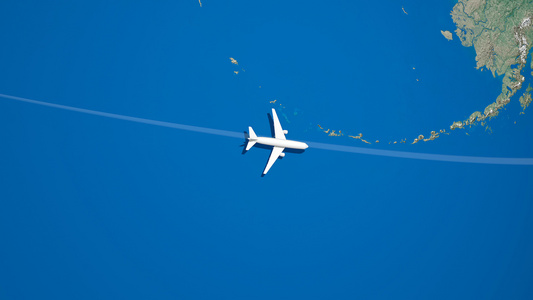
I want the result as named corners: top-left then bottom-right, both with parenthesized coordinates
top-left (450, 0), bottom-right (533, 130)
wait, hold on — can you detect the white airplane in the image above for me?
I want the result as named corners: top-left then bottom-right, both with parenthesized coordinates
top-left (246, 108), bottom-right (308, 175)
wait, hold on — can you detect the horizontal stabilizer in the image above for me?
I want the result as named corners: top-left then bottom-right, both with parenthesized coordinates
top-left (245, 141), bottom-right (256, 151)
top-left (246, 126), bottom-right (257, 151)
top-left (248, 126), bottom-right (257, 139)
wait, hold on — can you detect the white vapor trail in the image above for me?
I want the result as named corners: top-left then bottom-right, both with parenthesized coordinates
top-left (0, 93), bottom-right (242, 138)
top-left (1, 93), bottom-right (532, 166)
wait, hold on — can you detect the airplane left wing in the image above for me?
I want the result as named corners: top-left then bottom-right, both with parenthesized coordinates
top-left (271, 108), bottom-right (286, 140)
top-left (263, 146), bottom-right (284, 175)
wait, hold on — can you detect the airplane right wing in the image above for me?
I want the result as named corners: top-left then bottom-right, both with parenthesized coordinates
top-left (271, 108), bottom-right (286, 140)
top-left (263, 146), bottom-right (284, 175)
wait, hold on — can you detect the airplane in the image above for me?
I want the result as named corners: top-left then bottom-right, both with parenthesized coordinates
top-left (245, 108), bottom-right (308, 175)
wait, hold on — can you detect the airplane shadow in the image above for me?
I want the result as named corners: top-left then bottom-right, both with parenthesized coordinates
top-left (240, 131), bottom-right (249, 155)
top-left (267, 112), bottom-right (275, 138)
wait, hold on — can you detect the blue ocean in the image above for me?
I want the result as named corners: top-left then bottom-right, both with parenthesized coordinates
top-left (0, 1), bottom-right (532, 299)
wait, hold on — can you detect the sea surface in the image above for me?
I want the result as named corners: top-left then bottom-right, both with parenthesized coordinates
top-left (0, 1), bottom-right (532, 299)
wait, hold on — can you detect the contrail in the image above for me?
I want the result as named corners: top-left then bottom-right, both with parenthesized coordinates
top-left (1, 93), bottom-right (532, 166)
top-left (304, 141), bottom-right (533, 165)
top-left (0, 93), bottom-right (242, 139)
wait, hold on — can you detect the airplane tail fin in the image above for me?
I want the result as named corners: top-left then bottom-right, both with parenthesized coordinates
top-left (246, 126), bottom-right (257, 151)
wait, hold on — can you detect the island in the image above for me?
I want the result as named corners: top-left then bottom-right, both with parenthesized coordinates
top-left (441, 30), bottom-right (453, 41)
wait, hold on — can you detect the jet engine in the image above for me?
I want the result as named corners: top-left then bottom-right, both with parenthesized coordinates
top-left (283, 130), bottom-right (288, 134)
top-left (279, 153), bottom-right (285, 157)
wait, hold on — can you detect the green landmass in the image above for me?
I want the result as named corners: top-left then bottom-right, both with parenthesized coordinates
top-left (450, 0), bottom-right (533, 130)
top-left (519, 84), bottom-right (532, 110)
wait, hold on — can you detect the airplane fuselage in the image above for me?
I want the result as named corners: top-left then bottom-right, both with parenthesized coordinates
top-left (250, 137), bottom-right (308, 150)
top-left (245, 108), bottom-right (308, 175)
